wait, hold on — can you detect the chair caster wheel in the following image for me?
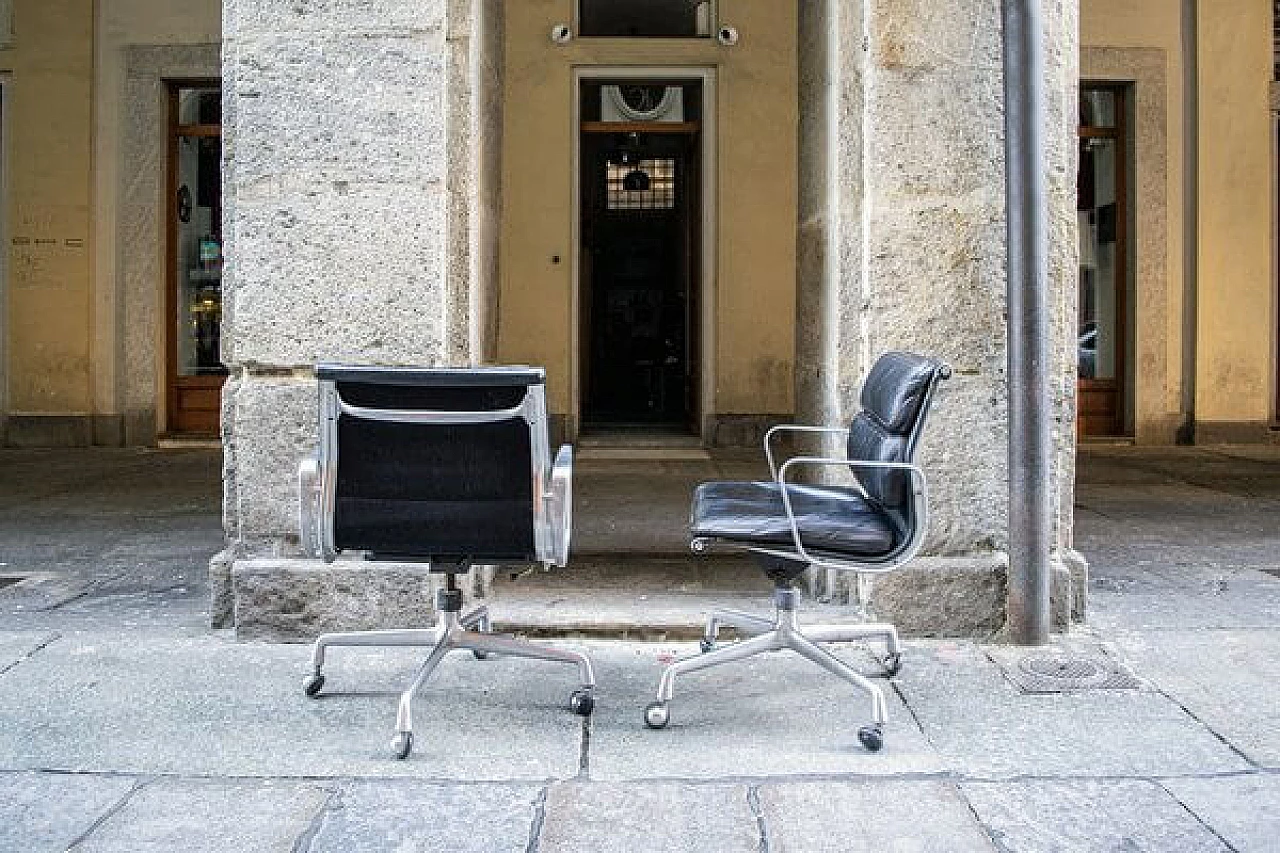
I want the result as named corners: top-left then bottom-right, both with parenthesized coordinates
top-left (699, 638), bottom-right (716, 654)
top-left (391, 731), bottom-right (413, 760)
top-left (882, 652), bottom-right (902, 677)
top-left (644, 702), bottom-right (670, 729)
top-left (472, 650), bottom-right (490, 660)
top-left (858, 725), bottom-right (884, 752)
top-left (569, 688), bottom-right (595, 716)
top-left (302, 674), bottom-right (325, 698)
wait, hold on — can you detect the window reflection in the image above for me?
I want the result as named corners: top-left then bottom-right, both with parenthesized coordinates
top-left (173, 87), bottom-right (225, 378)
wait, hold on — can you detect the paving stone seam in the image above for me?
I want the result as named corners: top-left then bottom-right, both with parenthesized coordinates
top-left (745, 785), bottom-right (770, 853)
top-left (290, 779), bottom-right (347, 853)
top-left (60, 773), bottom-right (152, 850)
top-left (1140, 674), bottom-right (1264, 770)
top-left (0, 631), bottom-right (61, 677)
top-left (954, 783), bottom-right (1012, 853)
top-left (1153, 778), bottom-right (1244, 853)
top-left (524, 784), bottom-right (550, 853)
top-left (888, 677), bottom-right (938, 751)
top-left (577, 716), bottom-right (591, 779)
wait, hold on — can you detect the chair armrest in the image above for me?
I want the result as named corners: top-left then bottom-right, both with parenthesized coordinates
top-left (297, 452), bottom-right (324, 559)
top-left (546, 444), bottom-right (573, 567)
top-left (764, 424), bottom-right (850, 480)
top-left (775, 456), bottom-right (927, 572)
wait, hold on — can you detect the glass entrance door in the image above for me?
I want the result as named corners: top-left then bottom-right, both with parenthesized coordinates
top-left (1077, 85), bottom-right (1129, 437)
top-left (579, 81), bottom-right (702, 432)
top-left (167, 84), bottom-right (225, 436)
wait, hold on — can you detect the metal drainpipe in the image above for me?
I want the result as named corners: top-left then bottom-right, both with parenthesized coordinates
top-left (1002, 0), bottom-right (1052, 645)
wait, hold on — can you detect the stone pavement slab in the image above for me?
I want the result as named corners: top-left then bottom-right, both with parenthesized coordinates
top-left (585, 642), bottom-right (944, 781)
top-left (538, 781), bottom-right (760, 852)
top-left (73, 778), bottom-right (331, 853)
top-left (1088, 566), bottom-right (1280, 631)
top-left (0, 631), bottom-right (57, 673)
top-left (0, 629), bottom-right (585, 780)
top-left (1110, 628), bottom-right (1280, 767)
top-left (0, 771), bottom-right (136, 853)
top-left (306, 780), bottom-right (542, 853)
top-left (894, 641), bottom-right (1249, 778)
top-left (961, 779), bottom-right (1231, 852)
top-left (1163, 774), bottom-right (1280, 853)
top-left (757, 780), bottom-right (995, 852)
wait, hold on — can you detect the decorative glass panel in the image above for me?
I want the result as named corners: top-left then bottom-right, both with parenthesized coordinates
top-left (607, 158), bottom-right (676, 210)
top-left (580, 0), bottom-right (713, 37)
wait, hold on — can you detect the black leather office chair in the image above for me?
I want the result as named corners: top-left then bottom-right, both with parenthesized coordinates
top-left (297, 365), bottom-right (594, 759)
top-left (642, 351), bottom-right (949, 752)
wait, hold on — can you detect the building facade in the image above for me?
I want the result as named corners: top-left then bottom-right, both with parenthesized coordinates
top-left (0, 1), bottom-right (1273, 630)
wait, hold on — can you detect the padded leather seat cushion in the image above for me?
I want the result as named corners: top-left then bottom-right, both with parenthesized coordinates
top-left (690, 481), bottom-right (897, 557)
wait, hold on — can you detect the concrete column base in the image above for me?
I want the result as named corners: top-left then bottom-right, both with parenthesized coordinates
top-left (229, 558), bottom-right (487, 643)
top-left (824, 552), bottom-right (1087, 637)
top-left (219, 551), bottom-right (1089, 641)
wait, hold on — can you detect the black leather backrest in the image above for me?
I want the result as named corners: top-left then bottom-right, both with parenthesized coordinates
top-left (326, 368), bottom-right (543, 562)
top-left (846, 352), bottom-right (944, 516)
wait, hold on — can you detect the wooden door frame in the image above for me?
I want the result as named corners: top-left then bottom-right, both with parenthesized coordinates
top-left (164, 80), bottom-right (223, 437)
top-left (1078, 83), bottom-right (1130, 437)
top-left (571, 66), bottom-right (716, 442)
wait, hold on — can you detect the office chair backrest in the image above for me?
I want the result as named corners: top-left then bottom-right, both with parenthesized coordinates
top-left (846, 352), bottom-right (947, 530)
top-left (317, 365), bottom-right (548, 563)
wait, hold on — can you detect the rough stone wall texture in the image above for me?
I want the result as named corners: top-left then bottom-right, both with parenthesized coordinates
top-left (797, 1), bottom-right (1082, 602)
top-left (217, 0), bottom-right (481, 624)
top-left (445, 0), bottom-right (503, 364)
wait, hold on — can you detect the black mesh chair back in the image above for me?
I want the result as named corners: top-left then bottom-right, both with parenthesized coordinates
top-left (314, 365), bottom-right (550, 564)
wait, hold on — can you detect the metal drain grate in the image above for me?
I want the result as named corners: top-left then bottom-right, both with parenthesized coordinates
top-left (1006, 654), bottom-right (1141, 693)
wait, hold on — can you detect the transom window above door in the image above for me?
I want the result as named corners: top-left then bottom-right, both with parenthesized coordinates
top-left (579, 0), bottom-right (714, 38)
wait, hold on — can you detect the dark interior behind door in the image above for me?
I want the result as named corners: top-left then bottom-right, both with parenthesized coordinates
top-left (581, 129), bottom-right (698, 428)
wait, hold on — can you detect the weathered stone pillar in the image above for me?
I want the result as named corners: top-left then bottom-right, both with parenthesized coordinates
top-left (212, 0), bottom-right (502, 633)
top-left (797, 0), bottom-right (1085, 633)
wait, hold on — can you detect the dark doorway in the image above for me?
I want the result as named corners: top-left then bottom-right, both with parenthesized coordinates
top-left (580, 81), bottom-right (701, 431)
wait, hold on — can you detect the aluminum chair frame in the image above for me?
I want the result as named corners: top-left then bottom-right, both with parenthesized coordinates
top-left (644, 359), bottom-right (949, 753)
top-left (297, 366), bottom-right (593, 760)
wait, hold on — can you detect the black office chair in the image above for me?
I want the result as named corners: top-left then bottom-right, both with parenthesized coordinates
top-left (297, 365), bottom-right (594, 759)
top-left (642, 351), bottom-right (949, 752)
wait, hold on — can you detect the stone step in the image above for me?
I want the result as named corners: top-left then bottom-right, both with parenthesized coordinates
top-left (486, 554), bottom-right (774, 641)
top-left (230, 551), bottom-right (1028, 642)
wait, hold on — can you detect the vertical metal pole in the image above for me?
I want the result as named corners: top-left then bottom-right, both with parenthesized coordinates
top-left (1002, 0), bottom-right (1052, 644)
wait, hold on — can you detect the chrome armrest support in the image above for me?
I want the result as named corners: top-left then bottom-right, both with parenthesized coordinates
top-left (775, 456), bottom-right (928, 574)
top-left (764, 424), bottom-right (850, 480)
top-left (545, 444), bottom-right (573, 567)
top-left (297, 452), bottom-right (325, 560)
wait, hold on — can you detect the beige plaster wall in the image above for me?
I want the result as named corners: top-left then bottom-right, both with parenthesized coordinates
top-left (1082, 0), bottom-right (1278, 439)
top-left (1080, 0), bottom-right (1185, 441)
top-left (1194, 0), bottom-right (1274, 431)
top-left (498, 0), bottom-right (797, 427)
top-left (93, 0), bottom-right (221, 431)
top-left (1, 0), bottom-right (94, 413)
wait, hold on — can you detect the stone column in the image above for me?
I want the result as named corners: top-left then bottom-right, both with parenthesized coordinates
top-left (212, 0), bottom-right (500, 633)
top-left (797, 0), bottom-right (1085, 633)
